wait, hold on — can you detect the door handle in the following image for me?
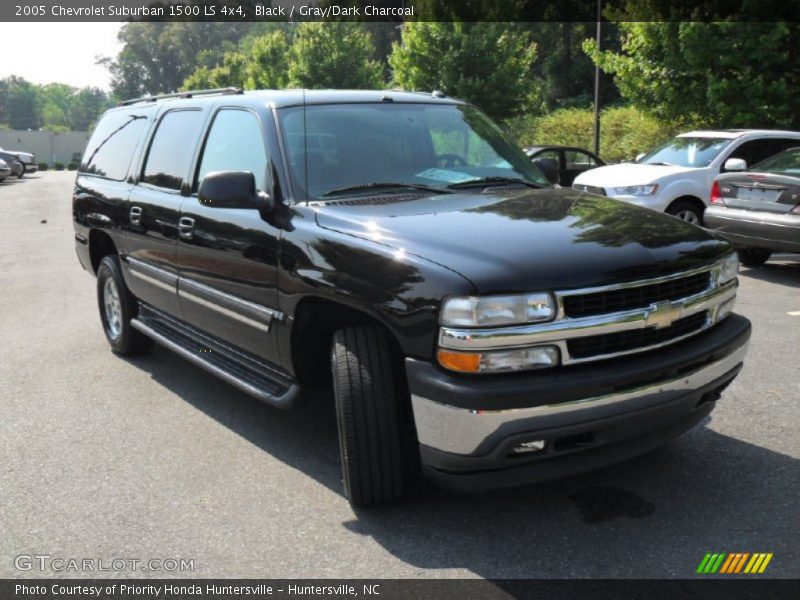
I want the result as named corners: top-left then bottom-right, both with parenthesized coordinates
top-left (129, 206), bottom-right (142, 225)
top-left (178, 216), bottom-right (195, 240)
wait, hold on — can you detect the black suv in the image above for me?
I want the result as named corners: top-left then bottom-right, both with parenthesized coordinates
top-left (73, 88), bottom-right (751, 506)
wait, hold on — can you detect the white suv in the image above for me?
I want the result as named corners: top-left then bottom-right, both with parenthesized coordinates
top-left (572, 130), bottom-right (800, 225)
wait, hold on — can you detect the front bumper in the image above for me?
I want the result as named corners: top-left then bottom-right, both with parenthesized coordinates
top-left (22, 163), bottom-right (39, 173)
top-left (706, 205), bottom-right (800, 253)
top-left (407, 314), bottom-right (750, 491)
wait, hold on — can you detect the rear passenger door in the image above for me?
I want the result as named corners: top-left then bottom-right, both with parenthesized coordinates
top-left (176, 107), bottom-right (282, 366)
top-left (124, 108), bottom-right (206, 318)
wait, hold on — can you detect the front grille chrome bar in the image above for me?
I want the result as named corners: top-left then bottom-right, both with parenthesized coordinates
top-left (438, 274), bottom-right (737, 364)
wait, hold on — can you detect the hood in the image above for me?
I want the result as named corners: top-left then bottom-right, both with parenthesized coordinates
top-left (313, 188), bottom-right (731, 294)
top-left (574, 163), bottom-right (698, 187)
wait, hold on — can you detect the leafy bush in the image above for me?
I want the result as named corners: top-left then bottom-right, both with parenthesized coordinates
top-left (67, 162), bottom-right (78, 171)
top-left (507, 105), bottom-right (681, 163)
top-left (38, 162), bottom-right (48, 171)
top-left (54, 162), bottom-right (64, 171)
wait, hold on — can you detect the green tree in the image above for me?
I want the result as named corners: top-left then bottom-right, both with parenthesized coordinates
top-left (388, 22), bottom-right (538, 121)
top-left (0, 76), bottom-right (41, 130)
top-left (39, 83), bottom-right (75, 130)
top-left (102, 22), bottom-right (252, 99)
top-left (243, 30), bottom-right (291, 89)
top-left (585, 22), bottom-right (800, 129)
top-left (69, 88), bottom-right (112, 131)
top-left (182, 52), bottom-right (249, 90)
top-left (287, 23), bottom-right (384, 89)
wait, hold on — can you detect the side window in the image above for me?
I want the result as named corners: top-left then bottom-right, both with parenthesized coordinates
top-left (195, 109), bottom-right (268, 192)
top-left (564, 150), bottom-right (596, 168)
top-left (537, 150), bottom-right (562, 163)
top-left (80, 110), bottom-right (150, 180)
top-left (727, 139), bottom-right (773, 169)
top-left (141, 110), bottom-right (204, 191)
top-left (771, 138), bottom-right (800, 155)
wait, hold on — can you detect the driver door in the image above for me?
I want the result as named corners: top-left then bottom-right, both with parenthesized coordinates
top-left (176, 107), bottom-right (282, 366)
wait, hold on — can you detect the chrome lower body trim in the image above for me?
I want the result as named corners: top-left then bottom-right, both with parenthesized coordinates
top-left (180, 288), bottom-right (272, 332)
top-left (125, 256), bottom-right (178, 293)
top-left (124, 256), bottom-right (282, 332)
top-left (411, 340), bottom-right (748, 456)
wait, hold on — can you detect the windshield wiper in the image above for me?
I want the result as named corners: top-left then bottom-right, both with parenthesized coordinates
top-left (447, 176), bottom-right (544, 190)
top-left (646, 161), bottom-right (677, 167)
top-left (322, 182), bottom-right (452, 198)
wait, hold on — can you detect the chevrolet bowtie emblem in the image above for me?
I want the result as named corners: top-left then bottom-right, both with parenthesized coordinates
top-left (645, 301), bottom-right (683, 329)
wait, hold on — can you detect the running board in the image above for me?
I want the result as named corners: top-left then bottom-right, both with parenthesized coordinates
top-left (131, 314), bottom-right (300, 409)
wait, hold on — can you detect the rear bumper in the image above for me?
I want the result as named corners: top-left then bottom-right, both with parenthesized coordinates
top-left (706, 205), bottom-right (800, 253)
top-left (406, 314), bottom-right (750, 491)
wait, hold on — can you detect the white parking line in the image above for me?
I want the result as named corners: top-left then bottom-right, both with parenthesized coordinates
top-left (788, 311), bottom-right (800, 316)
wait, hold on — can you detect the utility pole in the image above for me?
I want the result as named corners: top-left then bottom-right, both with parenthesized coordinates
top-left (593, 0), bottom-right (602, 156)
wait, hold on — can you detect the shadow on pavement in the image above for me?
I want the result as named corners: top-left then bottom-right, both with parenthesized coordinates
top-left (738, 256), bottom-right (799, 288)
top-left (127, 345), bottom-right (799, 578)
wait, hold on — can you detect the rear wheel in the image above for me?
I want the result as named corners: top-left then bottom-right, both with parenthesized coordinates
top-left (331, 325), bottom-right (419, 507)
top-left (96, 255), bottom-right (154, 355)
top-left (737, 248), bottom-right (772, 268)
top-left (666, 200), bottom-right (703, 226)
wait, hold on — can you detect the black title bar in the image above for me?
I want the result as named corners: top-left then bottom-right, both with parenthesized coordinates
top-left (3, 0), bottom-right (800, 22)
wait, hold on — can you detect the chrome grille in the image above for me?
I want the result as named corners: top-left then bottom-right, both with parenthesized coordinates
top-left (567, 311), bottom-right (709, 359)
top-left (573, 183), bottom-right (606, 196)
top-left (438, 263), bottom-right (737, 366)
top-left (562, 271), bottom-right (712, 318)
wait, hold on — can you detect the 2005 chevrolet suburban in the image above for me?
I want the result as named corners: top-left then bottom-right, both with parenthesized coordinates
top-left (73, 88), bottom-right (751, 506)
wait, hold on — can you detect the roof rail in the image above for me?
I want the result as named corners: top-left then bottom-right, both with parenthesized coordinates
top-left (117, 87), bottom-right (244, 107)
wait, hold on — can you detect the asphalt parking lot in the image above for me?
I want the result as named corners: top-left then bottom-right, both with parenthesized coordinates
top-left (1, 172), bottom-right (798, 579)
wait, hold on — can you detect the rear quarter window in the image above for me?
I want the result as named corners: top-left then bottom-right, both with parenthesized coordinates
top-left (80, 110), bottom-right (151, 181)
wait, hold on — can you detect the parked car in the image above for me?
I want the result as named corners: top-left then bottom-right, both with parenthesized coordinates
top-left (525, 145), bottom-right (605, 186)
top-left (0, 147), bottom-right (38, 177)
top-left (706, 147), bottom-right (800, 267)
top-left (73, 88), bottom-right (750, 507)
top-left (0, 159), bottom-right (10, 182)
top-left (573, 130), bottom-right (800, 225)
top-left (0, 151), bottom-right (24, 178)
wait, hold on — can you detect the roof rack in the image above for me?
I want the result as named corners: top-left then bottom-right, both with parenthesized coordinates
top-left (117, 87), bottom-right (244, 107)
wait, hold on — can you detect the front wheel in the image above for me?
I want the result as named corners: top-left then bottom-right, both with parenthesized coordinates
top-left (96, 255), bottom-right (154, 355)
top-left (666, 200), bottom-right (703, 226)
top-left (331, 326), bottom-right (418, 507)
top-left (737, 248), bottom-right (772, 268)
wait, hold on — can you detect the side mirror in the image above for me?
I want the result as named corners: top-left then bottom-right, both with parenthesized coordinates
top-left (198, 171), bottom-right (273, 211)
top-left (635, 153), bottom-right (645, 162)
top-left (723, 158), bottom-right (747, 172)
top-left (531, 157), bottom-right (560, 185)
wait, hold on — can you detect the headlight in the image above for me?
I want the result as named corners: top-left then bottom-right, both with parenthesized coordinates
top-left (609, 184), bottom-right (659, 197)
top-left (718, 252), bottom-right (739, 284)
top-left (437, 345), bottom-right (560, 374)
top-left (440, 293), bottom-right (555, 327)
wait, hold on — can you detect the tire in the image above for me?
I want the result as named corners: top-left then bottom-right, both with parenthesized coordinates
top-left (96, 255), bottom-right (154, 355)
top-left (16, 168), bottom-right (23, 179)
top-left (666, 200), bottom-right (703, 226)
top-left (331, 326), bottom-right (419, 507)
top-left (737, 248), bottom-right (772, 268)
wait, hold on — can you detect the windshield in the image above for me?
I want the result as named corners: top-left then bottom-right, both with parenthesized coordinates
top-left (278, 103), bottom-right (549, 200)
top-left (749, 147), bottom-right (800, 176)
top-left (639, 136), bottom-right (733, 168)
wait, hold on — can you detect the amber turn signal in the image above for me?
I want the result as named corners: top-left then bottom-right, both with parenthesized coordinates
top-left (437, 349), bottom-right (481, 373)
